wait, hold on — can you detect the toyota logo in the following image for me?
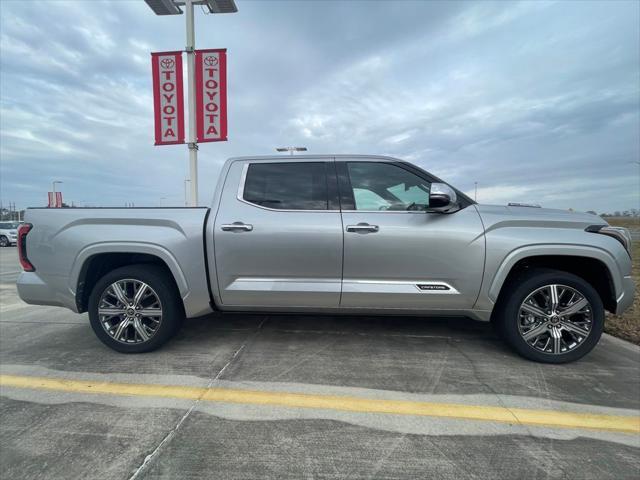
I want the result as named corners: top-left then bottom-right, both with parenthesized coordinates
top-left (204, 56), bottom-right (218, 67)
top-left (160, 58), bottom-right (175, 69)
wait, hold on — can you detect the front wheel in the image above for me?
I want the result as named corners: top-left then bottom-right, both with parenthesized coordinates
top-left (0, 236), bottom-right (8, 247)
top-left (88, 264), bottom-right (184, 353)
top-left (495, 268), bottom-right (604, 363)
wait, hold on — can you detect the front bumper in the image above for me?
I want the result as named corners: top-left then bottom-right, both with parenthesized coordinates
top-left (615, 275), bottom-right (636, 315)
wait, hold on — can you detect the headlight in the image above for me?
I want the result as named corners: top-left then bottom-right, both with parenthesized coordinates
top-left (586, 225), bottom-right (633, 258)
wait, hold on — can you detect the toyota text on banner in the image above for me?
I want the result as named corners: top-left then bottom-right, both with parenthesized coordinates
top-left (195, 49), bottom-right (227, 143)
top-left (151, 51), bottom-right (185, 145)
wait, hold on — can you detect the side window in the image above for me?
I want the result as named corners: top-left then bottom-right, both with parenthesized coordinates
top-left (242, 162), bottom-right (329, 210)
top-left (352, 188), bottom-right (389, 210)
top-left (347, 162), bottom-right (431, 211)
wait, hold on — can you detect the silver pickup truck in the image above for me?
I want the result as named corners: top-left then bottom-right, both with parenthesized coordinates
top-left (17, 155), bottom-right (634, 363)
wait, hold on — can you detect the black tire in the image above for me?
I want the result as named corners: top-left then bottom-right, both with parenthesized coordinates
top-left (495, 268), bottom-right (604, 364)
top-left (88, 264), bottom-right (184, 353)
top-left (0, 236), bottom-right (8, 247)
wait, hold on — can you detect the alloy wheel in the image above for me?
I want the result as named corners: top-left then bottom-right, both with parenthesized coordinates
top-left (98, 279), bottom-right (163, 344)
top-left (517, 284), bottom-right (593, 355)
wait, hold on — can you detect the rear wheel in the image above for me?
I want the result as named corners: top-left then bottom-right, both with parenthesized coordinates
top-left (88, 265), bottom-right (184, 353)
top-left (0, 236), bottom-right (8, 247)
top-left (495, 268), bottom-right (603, 363)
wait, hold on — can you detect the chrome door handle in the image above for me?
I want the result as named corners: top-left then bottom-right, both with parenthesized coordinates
top-left (346, 223), bottom-right (379, 233)
top-left (221, 222), bottom-right (253, 232)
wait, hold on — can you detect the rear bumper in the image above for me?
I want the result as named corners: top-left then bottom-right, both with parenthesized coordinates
top-left (615, 275), bottom-right (636, 315)
top-left (17, 271), bottom-right (79, 312)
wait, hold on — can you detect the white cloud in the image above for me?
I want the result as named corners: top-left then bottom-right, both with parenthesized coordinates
top-left (383, 130), bottom-right (416, 144)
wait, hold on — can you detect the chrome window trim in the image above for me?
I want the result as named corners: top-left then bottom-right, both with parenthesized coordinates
top-left (236, 160), bottom-right (458, 214)
top-left (236, 162), bottom-right (337, 213)
top-left (340, 209), bottom-right (433, 214)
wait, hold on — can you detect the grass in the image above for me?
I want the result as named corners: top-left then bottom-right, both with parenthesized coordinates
top-left (604, 217), bottom-right (639, 345)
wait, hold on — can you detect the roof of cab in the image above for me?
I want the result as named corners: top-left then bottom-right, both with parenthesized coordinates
top-left (226, 154), bottom-right (403, 163)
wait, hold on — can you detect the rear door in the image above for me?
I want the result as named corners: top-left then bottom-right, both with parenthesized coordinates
top-left (214, 159), bottom-right (343, 308)
top-left (338, 159), bottom-right (485, 310)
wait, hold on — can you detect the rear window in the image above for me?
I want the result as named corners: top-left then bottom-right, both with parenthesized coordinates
top-left (242, 162), bottom-right (329, 210)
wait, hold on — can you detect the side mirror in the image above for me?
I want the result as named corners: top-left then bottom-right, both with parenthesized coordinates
top-left (429, 183), bottom-right (458, 213)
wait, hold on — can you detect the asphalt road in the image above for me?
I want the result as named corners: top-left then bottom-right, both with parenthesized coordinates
top-left (1, 247), bottom-right (639, 479)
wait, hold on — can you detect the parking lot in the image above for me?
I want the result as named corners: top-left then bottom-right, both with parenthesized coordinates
top-left (1, 247), bottom-right (639, 479)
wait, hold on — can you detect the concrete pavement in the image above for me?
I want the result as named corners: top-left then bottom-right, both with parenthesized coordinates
top-left (1, 247), bottom-right (639, 479)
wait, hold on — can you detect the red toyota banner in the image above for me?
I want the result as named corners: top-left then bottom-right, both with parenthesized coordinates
top-left (195, 49), bottom-right (227, 143)
top-left (48, 192), bottom-right (62, 208)
top-left (151, 51), bottom-right (185, 145)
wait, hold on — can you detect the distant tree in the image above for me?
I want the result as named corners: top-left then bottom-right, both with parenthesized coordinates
top-left (586, 210), bottom-right (597, 215)
top-left (614, 211), bottom-right (621, 217)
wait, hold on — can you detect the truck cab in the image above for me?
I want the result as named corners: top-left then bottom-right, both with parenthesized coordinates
top-left (210, 156), bottom-right (483, 315)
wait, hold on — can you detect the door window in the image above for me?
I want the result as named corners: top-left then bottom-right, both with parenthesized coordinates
top-left (242, 162), bottom-right (329, 210)
top-left (352, 188), bottom-right (389, 210)
top-left (347, 162), bottom-right (431, 211)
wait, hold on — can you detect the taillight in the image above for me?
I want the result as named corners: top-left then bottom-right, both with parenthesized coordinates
top-left (17, 223), bottom-right (35, 272)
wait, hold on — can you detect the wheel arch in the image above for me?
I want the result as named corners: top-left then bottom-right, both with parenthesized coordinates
top-left (488, 246), bottom-right (620, 315)
top-left (72, 243), bottom-right (188, 313)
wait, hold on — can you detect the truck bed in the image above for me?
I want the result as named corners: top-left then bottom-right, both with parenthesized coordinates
top-left (18, 207), bottom-right (213, 318)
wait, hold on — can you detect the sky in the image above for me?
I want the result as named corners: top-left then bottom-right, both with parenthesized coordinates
top-left (1, 0), bottom-right (639, 213)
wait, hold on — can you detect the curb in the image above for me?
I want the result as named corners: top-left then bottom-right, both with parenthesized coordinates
top-left (602, 333), bottom-right (640, 354)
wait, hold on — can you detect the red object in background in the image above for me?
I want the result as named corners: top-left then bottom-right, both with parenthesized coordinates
top-left (48, 192), bottom-right (62, 208)
top-left (47, 192), bottom-right (62, 208)
top-left (151, 51), bottom-right (185, 145)
top-left (195, 49), bottom-right (227, 143)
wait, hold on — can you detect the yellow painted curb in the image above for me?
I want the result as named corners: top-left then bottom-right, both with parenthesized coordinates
top-left (2, 374), bottom-right (639, 434)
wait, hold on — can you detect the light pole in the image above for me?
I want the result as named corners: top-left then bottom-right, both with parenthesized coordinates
top-left (474, 182), bottom-right (478, 201)
top-left (144, 0), bottom-right (238, 207)
top-left (185, 0), bottom-right (198, 206)
top-left (276, 147), bottom-right (308, 156)
top-left (184, 179), bottom-right (191, 206)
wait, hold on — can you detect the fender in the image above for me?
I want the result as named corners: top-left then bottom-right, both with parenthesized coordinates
top-left (69, 241), bottom-right (189, 298)
top-left (485, 243), bottom-right (622, 304)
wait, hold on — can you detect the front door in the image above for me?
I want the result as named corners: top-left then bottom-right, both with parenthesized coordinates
top-left (214, 159), bottom-right (343, 308)
top-left (338, 160), bottom-right (485, 310)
